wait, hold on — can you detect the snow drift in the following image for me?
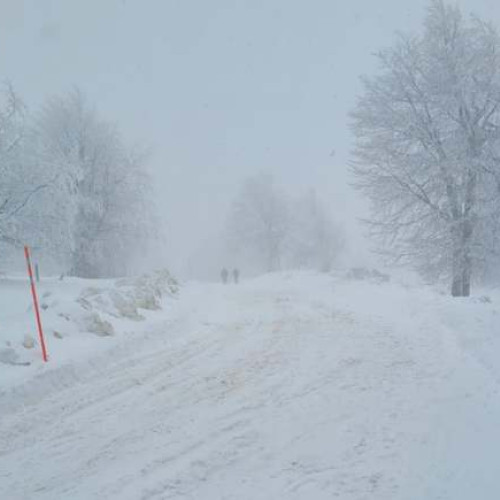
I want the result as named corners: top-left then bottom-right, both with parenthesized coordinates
top-left (0, 269), bottom-right (178, 391)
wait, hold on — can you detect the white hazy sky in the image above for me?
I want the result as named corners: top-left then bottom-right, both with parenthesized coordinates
top-left (2, 0), bottom-right (500, 275)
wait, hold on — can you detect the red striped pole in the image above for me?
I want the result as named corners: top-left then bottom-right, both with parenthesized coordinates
top-left (24, 246), bottom-right (48, 362)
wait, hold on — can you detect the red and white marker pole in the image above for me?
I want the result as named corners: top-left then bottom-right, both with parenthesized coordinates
top-left (24, 245), bottom-right (48, 362)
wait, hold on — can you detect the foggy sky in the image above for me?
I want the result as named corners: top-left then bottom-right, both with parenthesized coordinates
top-left (2, 0), bottom-right (500, 276)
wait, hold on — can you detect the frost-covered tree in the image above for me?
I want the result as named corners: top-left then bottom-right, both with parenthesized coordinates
top-left (227, 174), bottom-right (289, 272)
top-left (227, 176), bottom-right (343, 274)
top-left (289, 191), bottom-right (343, 272)
top-left (351, 0), bottom-right (500, 296)
top-left (35, 90), bottom-right (154, 278)
top-left (0, 84), bottom-right (50, 250)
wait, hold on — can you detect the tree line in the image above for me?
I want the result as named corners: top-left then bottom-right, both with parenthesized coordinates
top-left (226, 174), bottom-right (344, 274)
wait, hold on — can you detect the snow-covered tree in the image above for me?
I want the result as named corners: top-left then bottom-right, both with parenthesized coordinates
top-left (289, 190), bottom-right (343, 272)
top-left (35, 90), bottom-right (154, 278)
top-left (351, 0), bottom-right (500, 296)
top-left (227, 176), bottom-right (343, 275)
top-left (0, 84), bottom-right (49, 250)
top-left (227, 174), bottom-right (289, 272)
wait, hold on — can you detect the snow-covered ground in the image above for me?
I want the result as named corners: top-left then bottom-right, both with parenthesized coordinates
top-left (1, 271), bottom-right (500, 499)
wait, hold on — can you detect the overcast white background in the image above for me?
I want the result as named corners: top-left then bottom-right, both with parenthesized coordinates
top-left (2, 0), bottom-right (499, 276)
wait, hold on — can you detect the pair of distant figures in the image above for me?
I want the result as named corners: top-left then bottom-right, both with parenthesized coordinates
top-left (221, 268), bottom-right (239, 284)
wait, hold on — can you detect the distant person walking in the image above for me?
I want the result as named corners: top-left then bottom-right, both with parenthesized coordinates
top-left (221, 267), bottom-right (229, 284)
top-left (232, 268), bottom-right (240, 284)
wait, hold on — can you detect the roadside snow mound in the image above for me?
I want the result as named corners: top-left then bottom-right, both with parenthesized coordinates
top-left (77, 269), bottom-right (179, 329)
top-left (0, 269), bottom-right (179, 388)
top-left (345, 266), bottom-right (390, 283)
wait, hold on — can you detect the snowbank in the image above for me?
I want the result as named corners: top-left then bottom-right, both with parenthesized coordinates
top-left (0, 270), bottom-right (179, 391)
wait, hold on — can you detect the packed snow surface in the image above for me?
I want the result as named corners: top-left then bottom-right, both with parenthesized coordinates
top-left (1, 271), bottom-right (500, 499)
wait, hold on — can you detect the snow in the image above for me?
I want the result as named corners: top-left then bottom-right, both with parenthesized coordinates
top-left (0, 270), bottom-right (178, 392)
top-left (1, 271), bottom-right (500, 499)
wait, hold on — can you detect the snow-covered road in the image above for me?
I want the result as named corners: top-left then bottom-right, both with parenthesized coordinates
top-left (1, 273), bottom-right (500, 499)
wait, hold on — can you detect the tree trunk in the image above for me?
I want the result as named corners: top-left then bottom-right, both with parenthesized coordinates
top-left (450, 219), bottom-right (472, 297)
top-left (461, 217), bottom-right (473, 297)
top-left (462, 255), bottom-right (471, 297)
top-left (453, 251), bottom-right (472, 297)
top-left (451, 224), bottom-right (463, 296)
top-left (451, 273), bottom-right (463, 296)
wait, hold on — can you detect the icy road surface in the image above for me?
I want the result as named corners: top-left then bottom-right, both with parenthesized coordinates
top-left (1, 273), bottom-right (500, 499)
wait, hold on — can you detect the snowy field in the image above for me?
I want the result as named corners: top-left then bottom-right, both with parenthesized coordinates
top-left (1, 271), bottom-right (500, 499)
